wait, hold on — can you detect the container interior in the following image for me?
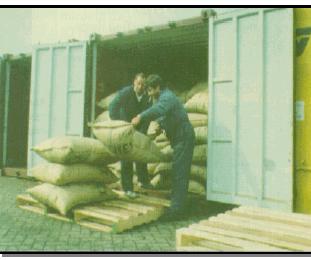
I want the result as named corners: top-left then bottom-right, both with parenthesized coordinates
top-left (94, 17), bottom-right (209, 117)
top-left (4, 57), bottom-right (31, 168)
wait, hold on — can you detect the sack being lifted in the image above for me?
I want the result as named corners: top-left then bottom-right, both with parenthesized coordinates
top-left (95, 111), bottom-right (111, 123)
top-left (32, 136), bottom-right (117, 165)
top-left (91, 120), bottom-right (168, 163)
top-left (97, 92), bottom-right (117, 110)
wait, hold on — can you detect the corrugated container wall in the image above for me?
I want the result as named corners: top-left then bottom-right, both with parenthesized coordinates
top-left (27, 42), bottom-right (89, 171)
top-left (294, 8), bottom-right (311, 214)
top-left (0, 57), bottom-right (5, 171)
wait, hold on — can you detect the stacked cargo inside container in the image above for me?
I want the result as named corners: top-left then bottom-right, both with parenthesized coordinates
top-left (0, 55), bottom-right (31, 174)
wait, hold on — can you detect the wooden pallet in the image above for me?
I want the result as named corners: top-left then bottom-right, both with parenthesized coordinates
top-left (75, 190), bottom-right (169, 233)
top-left (3, 167), bottom-right (29, 179)
top-left (16, 194), bottom-right (72, 222)
top-left (17, 191), bottom-right (170, 234)
top-left (176, 206), bottom-right (311, 252)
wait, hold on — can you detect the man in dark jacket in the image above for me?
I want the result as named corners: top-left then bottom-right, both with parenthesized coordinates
top-left (109, 73), bottom-right (153, 198)
top-left (132, 74), bottom-right (195, 221)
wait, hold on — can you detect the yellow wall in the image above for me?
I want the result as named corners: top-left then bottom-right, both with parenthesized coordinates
top-left (295, 8), bottom-right (311, 213)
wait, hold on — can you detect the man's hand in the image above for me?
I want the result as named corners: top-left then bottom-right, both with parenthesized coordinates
top-left (131, 115), bottom-right (141, 127)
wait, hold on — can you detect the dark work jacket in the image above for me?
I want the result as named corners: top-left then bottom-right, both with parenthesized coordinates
top-left (108, 85), bottom-right (151, 133)
top-left (139, 88), bottom-right (193, 146)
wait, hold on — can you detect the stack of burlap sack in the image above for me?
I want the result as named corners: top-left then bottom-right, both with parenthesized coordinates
top-left (27, 137), bottom-right (119, 216)
top-left (96, 82), bottom-right (208, 197)
top-left (95, 92), bottom-right (116, 122)
top-left (147, 82), bottom-right (208, 197)
top-left (26, 120), bottom-right (167, 216)
top-left (25, 82), bottom-right (208, 216)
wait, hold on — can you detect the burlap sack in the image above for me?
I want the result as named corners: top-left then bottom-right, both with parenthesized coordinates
top-left (193, 145), bottom-right (207, 165)
top-left (97, 92), bottom-right (117, 110)
top-left (32, 136), bottom-right (117, 165)
top-left (185, 91), bottom-right (208, 114)
top-left (150, 173), bottom-right (171, 190)
top-left (107, 162), bottom-right (121, 178)
top-left (95, 111), bottom-right (111, 123)
top-left (155, 141), bottom-right (170, 150)
top-left (188, 180), bottom-right (206, 196)
top-left (148, 163), bottom-right (159, 175)
top-left (194, 126), bottom-right (208, 145)
top-left (176, 90), bottom-right (188, 104)
top-left (31, 163), bottom-right (117, 186)
top-left (190, 165), bottom-right (207, 183)
top-left (161, 145), bottom-right (173, 160)
top-left (27, 183), bottom-right (116, 215)
top-left (186, 82), bottom-right (208, 101)
top-left (153, 163), bottom-right (206, 183)
top-left (147, 121), bottom-right (160, 140)
top-left (154, 162), bottom-right (172, 175)
top-left (155, 133), bottom-right (168, 142)
top-left (160, 144), bottom-right (206, 164)
top-left (188, 113), bottom-right (208, 128)
top-left (151, 172), bottom-right (206, 193)
top-left (108, 161), bottom-right (155, 179)
top-left (92, 120), bottom-right (167, 163)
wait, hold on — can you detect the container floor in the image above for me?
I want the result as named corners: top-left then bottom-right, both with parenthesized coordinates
top-left (0, 176), bottom-right (235, 252)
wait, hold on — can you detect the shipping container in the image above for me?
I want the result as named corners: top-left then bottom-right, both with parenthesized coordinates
top-left (0, 54), bottom-right (32, 174)
top-left (27, 13), bottom-right (209, 170)
top-left (0, 57), bottom-right (5, 173)
top-left (26, 8), bottom-right (311, 215)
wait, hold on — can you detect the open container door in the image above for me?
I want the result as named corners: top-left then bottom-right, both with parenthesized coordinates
top-left (27, 41), bottom-right (88, 173)
top-left (207, 8), bottom-right (294, 211)
top-left (0, 57), bottom-right (5, 172)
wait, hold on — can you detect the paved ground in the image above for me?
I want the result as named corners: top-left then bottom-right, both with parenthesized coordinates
top-left (0, 176), bottom-right (235, 252)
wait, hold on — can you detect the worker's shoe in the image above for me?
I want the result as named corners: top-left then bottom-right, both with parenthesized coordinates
top-left (125, 191), bottom-right (138, 199)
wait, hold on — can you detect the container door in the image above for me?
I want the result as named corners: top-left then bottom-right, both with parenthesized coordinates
top-left (207, 8), bottom-right (294, 211)
top-left (5, 57), bottom-right (32, 168)
top-left (0, 57), bottom-right (5, 170)
top-left (27, 42), bottom-right (88, 172)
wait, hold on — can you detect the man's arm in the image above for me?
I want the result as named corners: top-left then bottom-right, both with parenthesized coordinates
top-left (139, 93), bottom-right (174, 123)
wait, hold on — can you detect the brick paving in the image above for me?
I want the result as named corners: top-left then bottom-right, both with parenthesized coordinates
top-left (0, 176), bottom-right (235, 252)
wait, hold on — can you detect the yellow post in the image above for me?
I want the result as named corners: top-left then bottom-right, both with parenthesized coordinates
top-left (295, 8), bottom-right (311, 214)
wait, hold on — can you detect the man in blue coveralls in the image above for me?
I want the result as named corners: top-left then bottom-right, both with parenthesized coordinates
top-left (132, 74), bottom-right (195, 221)
top-left (109, 73), bottom-right (153, 199)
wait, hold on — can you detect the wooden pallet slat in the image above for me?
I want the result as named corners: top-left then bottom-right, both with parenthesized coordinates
top-left (192, 239), bottom-right (242, 252)
top-left (74, 199), bottom-right (165, 233)
top-left (176, 206), bottom-right (311, 252)
top-left (78, 221), bottom-right (114, 233)
top-left (207, 213), bottom-right (311, 246)
top-left (16, 194), bottom-right (47, 210)
top-left (17, 194), bottom-right (72, 222)
top-left (191, 223), bottom-right (310, 251)
top-left (232, 206), bottom-right (311, 229)
top-left (176, 245), bottom-right (216, 252)
top-left (113, 189), bottom-right (170, 207)
top-left (176, 226), bottom-right (286, 251)
top-left (225, 211), bottom-right (311, 237)
top-left (17, 192), bottom-right (169, 234)
top-left (3, 167), bottom-right (28, 178)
